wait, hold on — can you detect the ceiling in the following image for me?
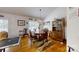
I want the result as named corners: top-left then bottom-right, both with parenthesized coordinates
top-left (0, 7), bottom-right (57, 19)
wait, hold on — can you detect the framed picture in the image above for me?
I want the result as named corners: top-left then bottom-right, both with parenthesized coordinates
top-left (17, 20), bottom-right (25, 26)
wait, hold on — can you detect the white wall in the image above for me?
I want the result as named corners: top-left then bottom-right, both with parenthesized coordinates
top-left (0, 13), bottom-right (41, 38)
top-left (44, 7), bottom-right (66, 21)
top-left (67, 8), bottom-right (79, 51)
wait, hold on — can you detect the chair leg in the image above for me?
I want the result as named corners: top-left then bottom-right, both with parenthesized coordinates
top-left (3, 48), bottom-right (5, 52)
top-left (0, 48), bottom-right (5, 52)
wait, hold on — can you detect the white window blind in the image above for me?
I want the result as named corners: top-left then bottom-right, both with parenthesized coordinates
top-left (0, 20), bottom-right (8, 32)
top-left (28, 21), bottom-right (39, 33)
top-left (43, 21), bottom-right (52, 31)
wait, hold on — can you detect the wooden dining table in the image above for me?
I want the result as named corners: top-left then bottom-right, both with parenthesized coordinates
top-left (34, 32), bottom-right (45, 41)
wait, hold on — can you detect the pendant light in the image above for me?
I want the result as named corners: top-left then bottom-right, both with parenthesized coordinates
top-left (39, 8), bottom-right (42, 33)
top-left (39, 8), bottom-right (42, 21)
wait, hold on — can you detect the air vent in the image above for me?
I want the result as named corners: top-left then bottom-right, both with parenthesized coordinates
top-left (29, 18), bottom-right (33, 20)
top-left (0, 15), bottom-right (4, 17)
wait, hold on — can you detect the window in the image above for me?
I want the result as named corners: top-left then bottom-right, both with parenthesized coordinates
top-left (28, 21), bottom-right (39, 33)
top-left (43, 21), bottom-right (52, 31)
top-left (0, 19), bottom-right (8, 32)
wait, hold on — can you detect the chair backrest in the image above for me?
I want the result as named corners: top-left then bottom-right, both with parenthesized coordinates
top-left (28, 30), bottom-right (34, 38)
top-left (0, 31), bottom-right (8, 41)
top-left (40, 29), bottom-right (48, 40)
top-left (43, 29), bottom-right (48, 36)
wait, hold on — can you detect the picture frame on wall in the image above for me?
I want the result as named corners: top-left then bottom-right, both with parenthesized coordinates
top-left (17, 20), bottom-right (25, 26)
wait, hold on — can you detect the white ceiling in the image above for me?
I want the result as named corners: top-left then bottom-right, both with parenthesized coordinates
top-left (0, 7), bottom-right (57, 19)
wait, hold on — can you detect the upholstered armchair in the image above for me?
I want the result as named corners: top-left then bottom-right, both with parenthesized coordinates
top-left (0, 31), bottom-right (8, 40)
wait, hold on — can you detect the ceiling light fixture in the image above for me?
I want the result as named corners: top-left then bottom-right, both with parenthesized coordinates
top-left (40, 9), bottom-right (42, 19)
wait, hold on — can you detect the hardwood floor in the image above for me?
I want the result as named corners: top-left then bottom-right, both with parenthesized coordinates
top-left (6, 36), bottom-right (66, 52)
